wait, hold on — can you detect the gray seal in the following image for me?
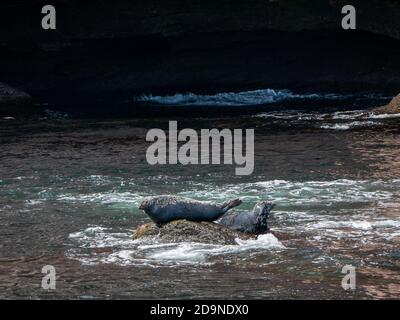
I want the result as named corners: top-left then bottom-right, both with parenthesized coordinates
top-left (217, 201), bottom-right (274, 234)
top-left (139, 195), bottom-right (242, 224)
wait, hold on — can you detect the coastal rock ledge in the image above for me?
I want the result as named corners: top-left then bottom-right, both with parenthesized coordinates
top-left (374, 94), bottom-right (400, 114)
top-left (134, 220), bottom-right (254, 245)
top-left (0, 82), bottom-right (32, 116)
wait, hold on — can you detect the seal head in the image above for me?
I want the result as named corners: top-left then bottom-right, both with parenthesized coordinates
top-left (218, 201), bottom-right (274, 234)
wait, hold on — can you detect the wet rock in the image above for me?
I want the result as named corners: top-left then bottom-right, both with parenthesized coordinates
top-left (0, 82), bottom-right (32, 116)
top-left (374, 94), bottom-right (400, 114)
top-left (133, 220), bottom-right (254, 245)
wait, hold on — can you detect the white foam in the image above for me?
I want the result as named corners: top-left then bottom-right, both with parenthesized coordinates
top-left (255, 109), bottom-right (396, 130)
top-left (58, 191), bottom-right (142, 206)
top-left (102, 250), bottom-right (157, 266)
top-left (309, 219), bottom-right (400, 232)
top-left (372, 220), bottom-right (400, 228)
top-left (320, 121), bottom-right (379, 130)
top-left (255, 111), bottom-right (321, 120)
top-left (369, 113), bottom-right (400, 119)
top-left (68, 226), bottom-right (135, 248)
top-left (137, 89), bottom-right (290, 106)
top-left (145, 233), bottom-right (284, 263)
top-left (55, 178), bottom-right (398, 210)
top-left (146, 244), bottom-right (208, 263)
top-left (180, 179), bottom-right (398, 208)
top-left (311, 220), bottom-right (373, 230)
top-left (235, 233), bottom-right (286, 248)
top-left (332, 110), bottom-right (366, 120)
top-left (69, 226), bottom-right (108, 238)
top-left (25, 199), bottom-right (43, 206)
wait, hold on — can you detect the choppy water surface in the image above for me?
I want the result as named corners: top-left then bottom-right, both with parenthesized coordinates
top-left (1, 95), bottom-right (400, 299)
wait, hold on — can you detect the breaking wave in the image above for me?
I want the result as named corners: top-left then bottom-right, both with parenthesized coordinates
top-left (135, 89), bottom-right (387, 107)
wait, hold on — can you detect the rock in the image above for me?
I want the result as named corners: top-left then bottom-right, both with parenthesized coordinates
top-left (133, 219), bottom-right (254, 245)
top-left (2, 1), bottom-right (400, 111)
top-left (0, 82), bottom-right (32, 116)
top-left (2, 1), bottom-right (400, 42)
top-left (374, 94), bottom-right (400, 114)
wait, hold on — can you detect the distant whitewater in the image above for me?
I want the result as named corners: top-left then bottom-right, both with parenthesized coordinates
top-left (135, 89), bottom-right (388, 107)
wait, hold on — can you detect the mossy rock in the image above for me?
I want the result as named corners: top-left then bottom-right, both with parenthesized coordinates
top-left (134, 219), bottom-right (254, 245)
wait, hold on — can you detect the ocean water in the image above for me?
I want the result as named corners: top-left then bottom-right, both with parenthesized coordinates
top-left (1, 90), bottom-right (400, 299)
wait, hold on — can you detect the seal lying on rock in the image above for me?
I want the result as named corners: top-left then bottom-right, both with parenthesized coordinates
top-left (217, 201), bottom-right (274, 234)
top-left (139, 195), bottom-right (242, 224)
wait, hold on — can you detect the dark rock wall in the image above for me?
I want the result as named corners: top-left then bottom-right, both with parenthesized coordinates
top-left (1, 0), bottom-right (400, 108)
top-left (2, 0), bottom-right (400, 41)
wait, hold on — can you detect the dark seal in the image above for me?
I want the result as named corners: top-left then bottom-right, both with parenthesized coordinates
top-left (139, 195), bottom-right (242, 224)
top-left (217, 201), bottom-right (274, 234)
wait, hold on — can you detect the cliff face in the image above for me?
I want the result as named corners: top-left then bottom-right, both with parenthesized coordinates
top-left (1, 0), bottom-right (400, 110)
top-left (2, 0), bottom-right (400, 41)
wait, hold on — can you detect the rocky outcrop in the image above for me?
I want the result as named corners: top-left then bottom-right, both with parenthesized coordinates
top-left (134, 220), bottom-right (254, 245)
top-left (373, 94), bottom-right (400, 114)
top-left (0, 82), bottom-right (32, 116)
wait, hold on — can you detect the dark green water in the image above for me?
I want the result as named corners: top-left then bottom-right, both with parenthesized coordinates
top-left (1, 104), bottom-right (400, 299)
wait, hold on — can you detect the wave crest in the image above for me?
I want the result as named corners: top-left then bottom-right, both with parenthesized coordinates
top-left (135, 89), bottom-right (384, 107)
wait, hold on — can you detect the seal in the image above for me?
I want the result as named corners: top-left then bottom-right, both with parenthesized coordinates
top-left (139, 195), bottom-right (242, 224)
top-left (217, 201), bottom-right (274, 234)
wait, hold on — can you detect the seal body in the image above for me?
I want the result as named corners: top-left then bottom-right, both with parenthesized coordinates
top-left (218, 201), bottom-right (274, 234)
top-left (139, 195), bottom-right (242, 224)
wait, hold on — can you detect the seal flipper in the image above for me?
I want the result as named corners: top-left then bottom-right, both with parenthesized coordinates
top-left (219, 198), bottom-right (242, 213)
